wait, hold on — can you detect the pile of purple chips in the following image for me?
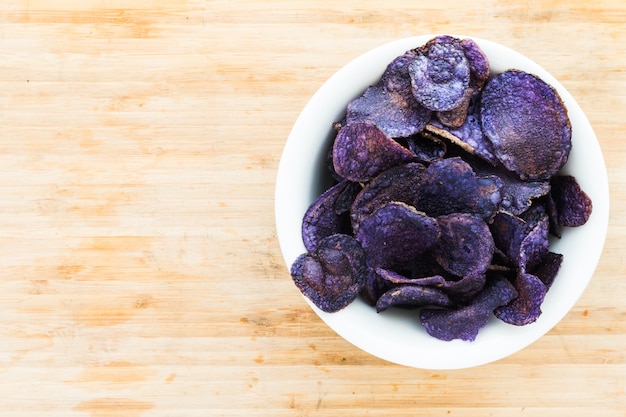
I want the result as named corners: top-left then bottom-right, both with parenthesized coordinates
top-left (290, 35), bottom-right (593, 342)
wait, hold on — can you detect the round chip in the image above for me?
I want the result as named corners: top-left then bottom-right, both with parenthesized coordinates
top-left (413, 157), bottom-right (503, 221)
top-left (350, 162), bottom-right (426, 232)
top-left (420, 276), bottom-right (518, 341)
top-left (550, 175), bottom-right (593, 227)
top-left (360, 266), bottom-right (389, 307)
top-left (301, 180), bottom-right (361, 253)
top-left (530, 251), bottom-right (563, 289)
top-left (494, 271), bottom-right (548, 326)
top-left (480, 69), bottom-right (572, 180)
top-left (431, 213), bottom-right (494, 278)
top-left (355, 202), bottom-right (440, 269)
top-left (409, 36), bottom-right (471, 112)
top-left (346, 84), bottom-right (432, 138)
top-left (333, 121), bottom-right (416, 182)
top-left (381, 50), bottom-right (418, 93)
top-left (460, 38), bottom-right (490, 88)
top-left (290, 234), bottom-right (367, 313)
top-left (375, 284), bottom-right (454, 313)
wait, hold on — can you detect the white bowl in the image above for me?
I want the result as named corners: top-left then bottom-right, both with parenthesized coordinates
top-left (274, 35), bottom-right (609, 369)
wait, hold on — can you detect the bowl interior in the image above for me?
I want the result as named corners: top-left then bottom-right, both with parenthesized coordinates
top-left (274, 35), bottom-right (609, 369)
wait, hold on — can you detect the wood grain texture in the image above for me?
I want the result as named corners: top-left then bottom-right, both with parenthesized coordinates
top-left (0, 0), bottom-right (624, 416)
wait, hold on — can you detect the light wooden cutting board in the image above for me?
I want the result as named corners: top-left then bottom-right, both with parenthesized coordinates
top-left (0, 1), bottom-right (624, 416)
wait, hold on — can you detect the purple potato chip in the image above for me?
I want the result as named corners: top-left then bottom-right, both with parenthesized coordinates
top-left (360, 266), bottom-right (389, 307)
top-left (413, 157), bottom-right (503, 220)
top-left (431, 213), bottom-right (494, 278)
top-left (490, 212), bottom-right (526, 262)
top-left (516, 206), bottom-right (551, 272)
top-left (346, 84), bottom-right (432, 138)
top-left (375, 266), bottom-right (447, 287)
top-left (494, 270), bottom-right (548, 326)
top-left (355, 202), bottom-right (440, 269)
top-left (433, 37), bottom-right (489, 128)
top-left (381, 50), bottom-right (419, 93)
top-left (333, 121), bottom-right (416, 182)
top-left (480, 69), bottom-right (572, 180)
top-left (474, 162), bottom-right (551, 215)
top-left (291, 234), bottom-right (366, 313)
top-left (530, 251), bottom-right (563, 289)
top-left (460, 38), bottom-right (490, 88)
top-left (334, 180), bottom-right (362, 215)
top-left (376, 284), bottom-right (454, 313)
top-left (302, 180), bottom-right (361, 253)
top-left (409, 36), bottom-right (471, 112)
top-left (350, 162), bottom-right (426, 232)
top-left (550, 175), bottom-right (593, 227)
top-left (420, 275), bottom-right (518, 341)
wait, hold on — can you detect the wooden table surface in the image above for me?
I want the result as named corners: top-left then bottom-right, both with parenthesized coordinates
top-left (0, 1), bottom-right (624, 416)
